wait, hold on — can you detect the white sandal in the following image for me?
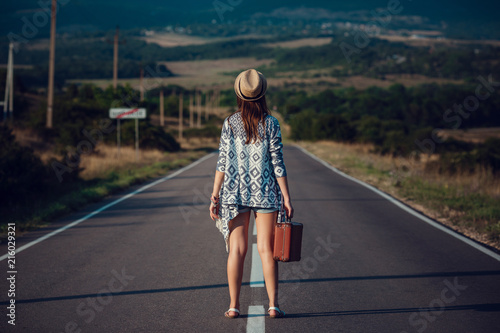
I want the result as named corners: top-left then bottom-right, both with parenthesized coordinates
top-left (268, 307), bottom-right (285, 318)
top-left (225, 308), bottom-right (240, 318)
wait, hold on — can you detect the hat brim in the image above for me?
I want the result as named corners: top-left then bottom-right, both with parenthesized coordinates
top-left (234, 70), bottom-right (268, 102)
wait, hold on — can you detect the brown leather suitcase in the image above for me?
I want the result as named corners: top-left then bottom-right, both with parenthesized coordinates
top-left (273, 221), bottom-right (303, 262)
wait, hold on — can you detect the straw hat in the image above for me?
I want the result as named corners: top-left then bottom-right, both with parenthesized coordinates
top-left (234, 69), bottom-right (267, 102)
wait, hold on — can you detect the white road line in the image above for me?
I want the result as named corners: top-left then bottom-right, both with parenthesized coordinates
top-left (246, 305), bottom-right (265, 333)
top-left (0, 153), bottom-right (216, 262)
top-left (249, 243), bottom-right (264, 287)
top-left (249, 218), bottom-right (265, 332)
top-left (295, 145), bottom-right (500, 262)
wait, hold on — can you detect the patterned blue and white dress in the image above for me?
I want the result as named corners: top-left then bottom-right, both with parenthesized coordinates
top-left (215, 112), bottom-right (287, 251)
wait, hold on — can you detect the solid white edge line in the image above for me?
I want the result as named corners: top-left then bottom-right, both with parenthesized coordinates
top-left (294, 144), bottom-right (500, 262)
top-left (250, 243), bottom-right (265, 287)
top-left (246, 305), bottom-right (265, 333)
top-left (0, 153), bottom-right (216, 262)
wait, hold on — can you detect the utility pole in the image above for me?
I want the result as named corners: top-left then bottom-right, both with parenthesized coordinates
top-left (196, 90), bottom-right (202, 128)
top-left (113, 26), bottom-right (119, 90)
top-left (139, 67), bottom-right (144, 101)
top-left (8, 44), bottom-right (13, 118)
top-left (160, 89), bottom-right (165, 126)
top-left (107, 26), bottom-right (125, 90)
top-left (217, 89), bottom-right (221, 112)
top-left (135, 116), bottom-right (139, 162)
top-left (46, 0), bottom-right (57, 128)
top-left (205, 91), bottom-right (210, 122)
top-left (2, 43), bottom-right (14, 121)
top-left (213, 89), bottom-right (220, 116)
top-left (189, 94), bottom-right (194, 128)
top-left (178, 93), bottom-right (183, 140)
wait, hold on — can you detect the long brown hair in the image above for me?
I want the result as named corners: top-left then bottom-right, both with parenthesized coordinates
top-left (235, 96), bottom-right (270, 144)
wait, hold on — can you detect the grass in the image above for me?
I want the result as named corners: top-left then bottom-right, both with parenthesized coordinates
top-left (262, 37), bottom-right (334, 49)
top-left (297, 141), bottom-right (500, 250)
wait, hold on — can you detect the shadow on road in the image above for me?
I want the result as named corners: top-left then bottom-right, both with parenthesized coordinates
top-left (278, 270), bottom-right (500, 285)
top-left (5, 270), bottom-right (500, 305)
top-left (286, 303), bottom-right (500, 318)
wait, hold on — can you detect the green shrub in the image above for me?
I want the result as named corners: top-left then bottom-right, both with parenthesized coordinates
top-left (0, 126), bottom-right (49, 213)
top-left (120, 121), bottom-right (180, 152)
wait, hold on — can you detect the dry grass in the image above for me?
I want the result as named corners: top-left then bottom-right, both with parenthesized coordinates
top-left (298, 140), bottom-right (500, 199)
top-left (79, 141), bottom-right (219, 180)
top-left (436, 127), bottom-right (500, 144)
top-left (69, 53), bottom-right (465, 92)
top-left (138, 32), bottom-right (270, 48)
top-left (263, 37), bottom-right (333, 49)
top-left (178, 137), bottom-right (220, 151)
top-left (376, 34), bottom-right (500, 48)
top-left (70, 58), bottom-right (274, 90)
top-left (16, 125), bottom-right (214, 181)
top-left (157, 58), bottom-right (274, 89)
top-left (13, 126), bottom-right (218, 180)
top-left (138, 33), bottom-right (219, 47)
top-left (12, 127), bottom-right (48, 150)
top-left (297, 140), bottom-right (500, 250)
top-left (78, 145), bottom-right (167, 180)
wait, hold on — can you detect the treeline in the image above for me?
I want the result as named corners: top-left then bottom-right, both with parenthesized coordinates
top-left (277, 83), bottom-right (500, 173)
top-left (269, 38), bottom-right (500, 82)
top-left (3, 32), bottom-right (500, 90)
top-left (0, 38), bottom-right (173, 89)
top-left (0, 36), bottom-right (278, 89)
top-left (20, 84), bottom-right (179, 152)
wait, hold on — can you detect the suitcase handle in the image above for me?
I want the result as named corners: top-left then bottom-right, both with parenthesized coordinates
top-left (277, 194), bottom-right (291, 223)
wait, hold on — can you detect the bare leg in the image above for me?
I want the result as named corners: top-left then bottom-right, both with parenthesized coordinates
top-left (255, 211), bottom-right (280, 314)
top-left (227, 212), bottom-right (250, 315)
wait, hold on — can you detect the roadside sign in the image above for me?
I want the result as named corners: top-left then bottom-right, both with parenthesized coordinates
top-left (109, 108), bottom-right (146, 119)
top-left (109, 107), bottom-right (147, 162)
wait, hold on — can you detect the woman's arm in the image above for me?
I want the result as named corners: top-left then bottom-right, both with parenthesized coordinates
top-left (211, 118), bottom-right (230, 221)
top-left (210, 170), bottom-right (225, 221)
top-left (269, 118), bottom-right (293, 219)
top-left (277, 176), bottom-right (294, 219)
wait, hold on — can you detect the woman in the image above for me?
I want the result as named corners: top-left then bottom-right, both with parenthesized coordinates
top-left (209, 69), bottom-right (294, 319)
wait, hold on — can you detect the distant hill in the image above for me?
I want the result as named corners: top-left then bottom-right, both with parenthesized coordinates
top-left (1, 0), bottom-right (499, 39)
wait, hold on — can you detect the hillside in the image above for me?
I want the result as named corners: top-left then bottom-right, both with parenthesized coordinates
top-left (2, 0), bottom-right (500, 39)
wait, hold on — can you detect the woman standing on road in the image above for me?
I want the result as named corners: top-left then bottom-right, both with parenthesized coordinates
top-left (209, 69), bottom-right (294, 319)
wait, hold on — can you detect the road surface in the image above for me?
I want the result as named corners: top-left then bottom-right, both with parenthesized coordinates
top-left (1, 146), bottom-right (499, 332)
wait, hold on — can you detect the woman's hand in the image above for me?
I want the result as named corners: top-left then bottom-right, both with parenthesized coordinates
top-left (209, 194), bottom-right (220, 221)
top-left (284, 200), bottom-right (294, 220)
top-left (209, 202), bottom-right (219, 221)
top-left (277, 176), bottom-right (294, 219)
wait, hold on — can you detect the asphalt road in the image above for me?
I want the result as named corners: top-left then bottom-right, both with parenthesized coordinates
top-left (1, 146), bottom-right (499, 333)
